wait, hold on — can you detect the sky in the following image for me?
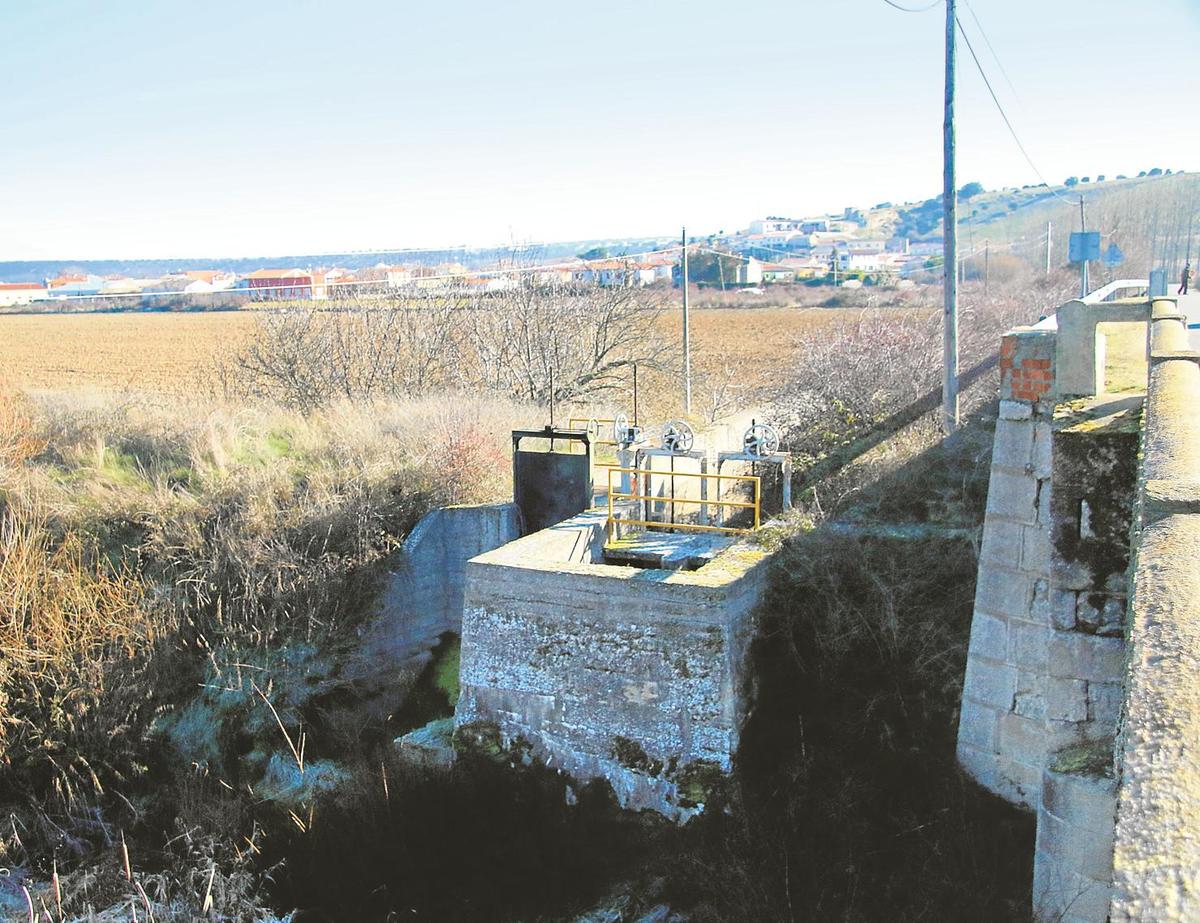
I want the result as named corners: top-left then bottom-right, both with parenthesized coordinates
top-left (2, 0), bottom-right (1198, 261)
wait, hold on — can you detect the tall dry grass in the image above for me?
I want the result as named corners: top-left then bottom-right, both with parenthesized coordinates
top-left (0, 383), bottom-right (532, 862)
top-left (0, 500), bottom-right (163, 813)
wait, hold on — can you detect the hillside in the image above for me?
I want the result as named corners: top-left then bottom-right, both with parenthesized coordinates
top-left (885, 171), bottom-right (1198, 273)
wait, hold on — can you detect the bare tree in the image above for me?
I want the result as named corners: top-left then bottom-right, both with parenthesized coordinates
top-left (227, 294), bottom-right (462, 409)
top-left (461, 278), bottom-right (672, 404)
top-left (227, 278), bottom-right (672, 411)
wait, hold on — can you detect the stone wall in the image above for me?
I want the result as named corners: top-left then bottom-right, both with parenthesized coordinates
top-left (455, 508), bottom-right (770, 818)
top-left (1034, 762), bottom-right (1118, 923)
top-left (958, 327), bottom-right (1061, 806)
top-left (1110, 300), bottom-right (1200, 921)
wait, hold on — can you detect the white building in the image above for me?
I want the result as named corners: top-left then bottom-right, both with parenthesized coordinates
top-left (0, 283), bottom-right (47, 306)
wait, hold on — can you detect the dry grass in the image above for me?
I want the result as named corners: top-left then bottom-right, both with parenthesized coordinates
top-left (0, 383), bottom-right (530, 861)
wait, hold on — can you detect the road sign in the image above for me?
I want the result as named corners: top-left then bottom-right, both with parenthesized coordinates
top-left (1069, 231), bottom-right (1101, 263)
top-left (1150, 268), bottom-right (1168, 297)
top-left (1102, 243), bottom-right (1125, 267)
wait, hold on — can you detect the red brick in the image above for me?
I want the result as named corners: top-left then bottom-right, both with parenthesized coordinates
top-left (1023, 358), bottom-right (1051, 370)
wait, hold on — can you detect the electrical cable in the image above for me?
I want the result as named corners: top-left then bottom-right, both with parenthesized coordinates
top-left (963, 1), bottom-right (1021, 105)
top-left (882, 0), bottom-right (942, 12)
top-left (955, 14), bottom-right (1077, 207)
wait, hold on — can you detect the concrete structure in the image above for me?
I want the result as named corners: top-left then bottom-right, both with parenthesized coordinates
top-left (455, 507), bottom-right (770, 819)
top-left (959, 286), bottom-right (1200, 921)
top-left (351, 503), bottom-right (520, 684)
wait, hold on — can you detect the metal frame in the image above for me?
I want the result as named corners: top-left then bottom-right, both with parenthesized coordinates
top-left (606, 466), bottom-right (761, 538)
top-left (568, 416), bottom-right (621, 448)
top-left (716, 451), bottom-right (793, 511)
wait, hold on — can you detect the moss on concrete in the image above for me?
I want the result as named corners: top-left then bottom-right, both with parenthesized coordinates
top-left (673, 759), bottom-right (726, 808)
top-left (611, 736), bottom-right (664, 776)
top-left (452, 719), bottom-right (504, 758)
top-left (1051, 738), bottom-right (1115, 778)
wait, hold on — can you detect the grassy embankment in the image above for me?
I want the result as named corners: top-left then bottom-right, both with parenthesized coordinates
top-left (0, 279), bottom-right (1052, 920)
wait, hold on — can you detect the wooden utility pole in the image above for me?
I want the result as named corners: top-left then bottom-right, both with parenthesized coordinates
top-left (1079, 196), bottom-right (1088, 297)
top-left (1046, 221), bottom-right (1053, 275)
top-left (681, 227), bottom-right (691, 414)
top-left (942, 0), bottom-right (959, 432)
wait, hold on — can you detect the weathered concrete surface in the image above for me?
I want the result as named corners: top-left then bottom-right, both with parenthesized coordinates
top-left (1034, 760), bottom-right (1118, 923)
top-left (455, 508), bottom-right (770, 818)
top-left (1055, 298), bottom-right (1149, 398)
top-left (344, 503), bottom-right (520, 705)
top-left (1110, 515), bottom-right (1200, 921)
top-left (1109, 310), bottom-right (1200, 920)
top-left (364, 502), bottom-right (520, 659)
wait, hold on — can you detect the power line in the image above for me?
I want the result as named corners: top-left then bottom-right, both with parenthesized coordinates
top-left (963, 1), bottom-right (1021, 104)
top-left (954, 13), bottom-right (1076, 207)
top-left (882, 0), bottom-right (942, 12)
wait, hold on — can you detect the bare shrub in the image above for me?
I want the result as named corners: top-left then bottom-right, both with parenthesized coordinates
top-left (773, 277), bottom-right (1072, 472)
top-left (227, 295), bottom-right (462, 408)
top-left (228, 283), bottom-right (671, 412)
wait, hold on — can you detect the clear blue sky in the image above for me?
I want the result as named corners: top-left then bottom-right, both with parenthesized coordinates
top-left (2, 0), bottom-right (1197, 260)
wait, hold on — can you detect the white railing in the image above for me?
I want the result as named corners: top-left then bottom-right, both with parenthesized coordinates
top-left (1082, 279), bottom-right (1150, 304)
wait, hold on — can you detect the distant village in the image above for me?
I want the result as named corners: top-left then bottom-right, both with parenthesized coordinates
top-left (0, 209), bottom-right (937, 307)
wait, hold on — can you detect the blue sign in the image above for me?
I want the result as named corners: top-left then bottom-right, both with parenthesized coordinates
top-left (1102, 243), bottom-right (1125, 267)
top-left (1069, 231), bottom-right (1101, 263)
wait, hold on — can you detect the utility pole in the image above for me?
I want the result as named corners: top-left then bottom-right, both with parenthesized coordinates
top-left (942, 0), bottom-right (959, 432)
top-left (1046, 220), bottom-right (1053, 276)
top-left (681, 227), bottom-right (691, 415)
top-left (984, 240), bottom-right (990, 294)
top-left (1079, 195), bottom-right (1088, 298)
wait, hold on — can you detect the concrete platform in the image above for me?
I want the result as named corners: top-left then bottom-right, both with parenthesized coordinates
top-left (603, 530), bottom-right (736, 571)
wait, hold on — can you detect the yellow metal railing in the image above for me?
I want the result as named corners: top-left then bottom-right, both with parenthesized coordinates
top-left (606, 466), bottom-right (761, 537)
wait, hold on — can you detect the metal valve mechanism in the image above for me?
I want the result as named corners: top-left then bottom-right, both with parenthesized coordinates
top-left (661, 420), bottom-right (695, 453)
top-left (742, 422), bottom-right (780, 458)
top-left (614, 412), bottom-right (641, 446)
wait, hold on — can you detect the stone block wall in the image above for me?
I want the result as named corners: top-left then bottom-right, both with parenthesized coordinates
top-left (1033, 764), bottom-right (1118, 923)
top-left (959, 326), bottom-right (1139, 809)
top-left (456, 509), bottom-right (770, 818)
top-left (958, 328), bottom-right (1061, 806)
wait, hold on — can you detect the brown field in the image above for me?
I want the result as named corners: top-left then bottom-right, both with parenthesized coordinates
top-left (0, 304), bottom-right (935, 401)
top-left (0, 310), bottom-right (257, 395)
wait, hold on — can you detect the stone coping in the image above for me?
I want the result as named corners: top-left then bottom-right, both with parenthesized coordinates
top-left (1109, 302), bottom-right (1200, 920)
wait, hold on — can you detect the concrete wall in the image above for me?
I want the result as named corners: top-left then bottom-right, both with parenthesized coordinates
top-left (455, 508), bottom-right (770, 818)
top-left (1110, 300), bottom-right (1200, 922)
top-left (964, 296), bottom-right (1200, 921)
top-left (357, 503), bottom-right (521, 666)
